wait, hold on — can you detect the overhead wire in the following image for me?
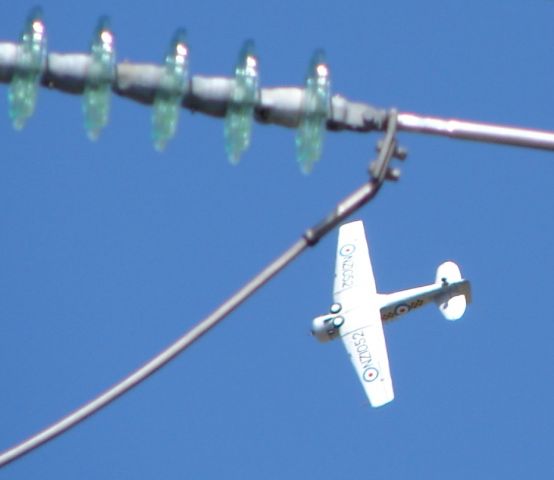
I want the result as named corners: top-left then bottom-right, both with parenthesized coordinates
top-left (0, 176), bottom-right (389, 467)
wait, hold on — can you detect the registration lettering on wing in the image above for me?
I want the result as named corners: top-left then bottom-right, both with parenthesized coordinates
top-left (349, 329), bottom-right (380, 383)
top-left (338, 243), bottom-right (356, 291)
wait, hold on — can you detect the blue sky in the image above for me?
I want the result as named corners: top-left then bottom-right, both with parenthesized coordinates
top-left (1, 1), bottom-right (554, 478)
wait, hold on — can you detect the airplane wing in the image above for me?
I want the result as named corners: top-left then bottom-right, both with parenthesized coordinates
top-left (333, 221), bottom-right (394, 407)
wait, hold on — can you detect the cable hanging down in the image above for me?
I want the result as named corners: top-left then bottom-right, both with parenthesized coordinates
top-left (2, 7), bottom-right (554, 173)
top-left (0, 110), bottom-right (404, 468)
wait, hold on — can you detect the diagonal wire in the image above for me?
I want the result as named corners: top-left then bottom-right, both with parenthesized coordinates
top-left (0, 237), bottom-right (307, 467)
top-left (0, 176), bottom-right (384, 468)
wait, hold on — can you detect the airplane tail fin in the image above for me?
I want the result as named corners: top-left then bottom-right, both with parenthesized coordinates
top-left (435, 261), bottom-right (471, 321)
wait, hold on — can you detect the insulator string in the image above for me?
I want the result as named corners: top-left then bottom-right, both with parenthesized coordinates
top-left (2, 7), bottom-right (554, 167)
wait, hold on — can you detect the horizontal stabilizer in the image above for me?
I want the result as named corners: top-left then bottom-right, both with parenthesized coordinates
top-left (438, 294), bottom-right (467, 321)
top-left (435, 261), bottom-right (471, 321)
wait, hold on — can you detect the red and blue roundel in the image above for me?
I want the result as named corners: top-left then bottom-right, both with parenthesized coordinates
top-left (363, 367), bottom-right (379, 382)
top-left (339, 244), bottom-right (356, 256)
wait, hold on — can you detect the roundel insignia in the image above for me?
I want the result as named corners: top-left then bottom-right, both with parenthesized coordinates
top-left (339, 244), bottom-right (355, 256)
top-left (363, 367), bottom-right (379, 383)
top-left (394, 304), bottom-right (410, 315)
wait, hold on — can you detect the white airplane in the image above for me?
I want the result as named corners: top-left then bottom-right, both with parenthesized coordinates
top-left (311, 220), bottom-right (471, 407)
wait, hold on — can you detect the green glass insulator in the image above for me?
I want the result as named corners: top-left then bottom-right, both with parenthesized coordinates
top-left (224, 40), bottom-right (259, 164)
top-left (152, 29), bottom-right (189, 151)
top-left (83, 16), bottom-right (115, 141)
top-left (8, 7), bottom-right (47, 130)
top-left (296, 49), bottom-right (331, 174)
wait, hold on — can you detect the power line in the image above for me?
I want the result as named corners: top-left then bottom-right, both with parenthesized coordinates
top-left (0, 236), bottom-right (308, 468)
top-left (0, 111), bottom-right (404, 467)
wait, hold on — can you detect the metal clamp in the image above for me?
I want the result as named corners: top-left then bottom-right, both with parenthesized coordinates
top-left (369, 109), bottom-right (407, 184)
